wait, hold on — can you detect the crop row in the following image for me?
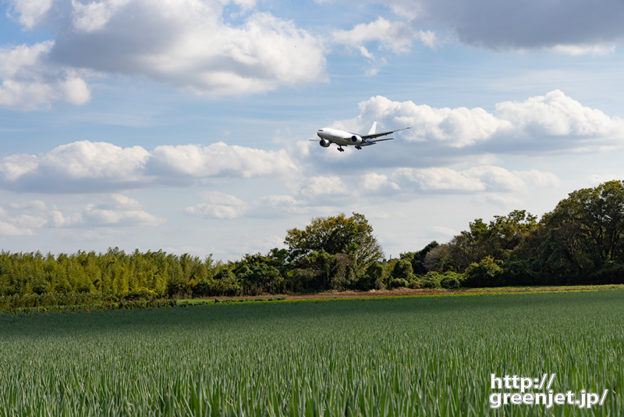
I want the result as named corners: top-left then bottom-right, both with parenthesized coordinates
top-left (1, 291), bottom-right (623, 416)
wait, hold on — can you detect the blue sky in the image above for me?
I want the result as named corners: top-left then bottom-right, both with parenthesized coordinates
top-left (2, 0), bottom-right (624, 259)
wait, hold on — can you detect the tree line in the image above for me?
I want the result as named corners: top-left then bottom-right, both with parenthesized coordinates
top-left (2, 180), bottom-right (624, 309)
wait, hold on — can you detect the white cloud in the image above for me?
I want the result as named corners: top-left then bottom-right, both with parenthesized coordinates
top-left (0, 154), bottom-right (39, 182)
top-left (2, 0), bottom-right (326, 107)
top-left (514, 170), bottom-right (560, 188)
top-left (361, 172), bottom-right (400, 192)
top-left (299, 176), bottom-right (348, 199)
top-left (70, 0), bottom-right (127, 32)
top-left (394, 165), bottom-right (559, 193)
top-left (0, 140), bottom-right (297, 193)
top-left (8, 0), bottom-right (53, 29)
top-left (81, 194), bottom-right (162, 226)
top-left (333, 17), bottom-right (436, 56)
top-left (395, 167), bottom-right (485, 192)
top-left (41, 141), bottom-right (150, 181)
top-left (0, 220), bottom-right (32, 236)
top-left (186, 192), bottom-right (311, 220)
top-left (0, 141), bottom-right (150, 192)
top-left (331, 17), bottom-right (435, 74)
top-left (182, 164), bottom-right (559, 224)
top-left (185, 191), bottom-right (249, 219)
top-left (494, 90), bottom-right (619, 138)
top-left (185, 173), bottom-right (401, 221)
top-left (337, 95), bottom-right (509, 147)
top-left (0, 200), bottom-right (54, 234)
top-left (150, 143), bottom-right (297, 179)
top-left (0, 42), bottom-right (91, 110)
top-left (548, 43), bottom-right (616, 56)
top-left (254, 195), bottom-right (308, 216)
top-left (336, 90), bottom-right (624, 150)
top-left (0, 195), bottom-right (162, 233)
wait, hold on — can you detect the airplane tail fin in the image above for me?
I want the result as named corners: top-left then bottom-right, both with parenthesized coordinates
top-left (367, 121), bottom-right (377, 136)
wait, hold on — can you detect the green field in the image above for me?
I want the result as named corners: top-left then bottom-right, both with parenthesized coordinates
top-left (2, 290), bottom-right (624, 416)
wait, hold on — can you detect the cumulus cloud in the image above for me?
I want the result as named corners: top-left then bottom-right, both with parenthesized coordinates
top-left (0, 220), bottom-right (32, 236)
top-left (293, 173), bottom-right (401, 204)
top-left (186, 192), bottom-right (312, 220)
top-left (299, 176), bottom-right (348, 199)
top-left (80, 194), bottom-right (163, 226)
top-left (382, 0), bottom-right (624, 51)
top-left (185, 173), bottom-right (402, 221)
top-left (0, 140), bottom-right (297, 193)
top-left (0, 41), bottom-right (90, 110)
top-left (395, 167), bottom-right (485, 192)
top-left (332, 17), bottom-right (435, 75)
top-left (183, 164), bottom-right (559, 221)
top-left (2, 0), bottom-right (326, 109)
top-left (7, 0), bottom-right (53, 29)
top-left (0, 141), bottom-right (150, 192)
top-left (150, 143), bottom-right (296, 179)
top-left (0, 195), bottom-right (160, 235)
top-left (336, 90), bottom-right (624, 151)
top-left (494, 90), bottom-right (619, 138)
top-left (255, 195), bottom-right (308, 216)
top-left (394, 165), bottom-right (559, 193)
top-left (361, 172), bottom-right (400, 192)
top-left (185, 191), bottom-right (249, 219)
top-left (333, 17), bottom-right (436, 55)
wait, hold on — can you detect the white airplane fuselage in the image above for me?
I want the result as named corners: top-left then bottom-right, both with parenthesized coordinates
top-left (316, 128), bottom-right (370, 147)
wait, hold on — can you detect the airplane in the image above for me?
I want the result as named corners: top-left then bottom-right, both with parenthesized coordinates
top-left (310, 121), bottom-right (410, 152)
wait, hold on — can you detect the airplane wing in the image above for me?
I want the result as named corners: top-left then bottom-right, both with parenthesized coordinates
top-left (361, 126), bottom-right (410, 140)
top-left (360, 137), bottom-right (394, 146)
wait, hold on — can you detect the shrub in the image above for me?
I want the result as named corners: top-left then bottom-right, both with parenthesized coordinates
top-left (463, 256), bottom-right (503, 287)
top-left (418, 271), bottom-right (443, 289)
top-left (213, 269), bottom-right (242, 296)
top-left (500, 260), bottom-right (539, 286)
top-left (389, 278), bottom-right (409, 289)
top-left (358, 262), bottom-right (384, 291)
top-left (391, 259), bottom-right (413, 279)
top-left (439, 272), bottom-right (463, 289)
top-left (123, 289), bottom-right (157, 301)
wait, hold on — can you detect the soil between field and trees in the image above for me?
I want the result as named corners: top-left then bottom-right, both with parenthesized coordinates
top-left (199, 284), bottom-right (624, 303)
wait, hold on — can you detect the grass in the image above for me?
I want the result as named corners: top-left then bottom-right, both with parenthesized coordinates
top-left (2, 289), bottom-right (624, 416)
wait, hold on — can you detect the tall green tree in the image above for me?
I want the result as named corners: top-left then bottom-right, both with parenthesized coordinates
top-left (535, 180), bottom-right (624, 283)
top-left (435, 210), bottom-right (538, 272)
top-left (400, 241), bottom-right (438, 274)
top-left (284, 212), bottom-right (383, 267)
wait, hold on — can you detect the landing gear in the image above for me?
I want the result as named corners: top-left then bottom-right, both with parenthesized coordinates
top-left (337, 146), bottom-right (344, 152)
top-left (355, 145), bottom-right (362, 150)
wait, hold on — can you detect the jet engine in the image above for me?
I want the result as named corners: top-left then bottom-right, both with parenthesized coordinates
top-left (319, 139), bottom-right (331, 147)
top-left (350, 135), bottom-right (363, 144)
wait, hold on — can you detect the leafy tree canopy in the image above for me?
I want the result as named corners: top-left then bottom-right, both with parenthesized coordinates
top-left (537, 180), bottom-right (624, 277)
top-left (284, 212), bottom-right (383, 266)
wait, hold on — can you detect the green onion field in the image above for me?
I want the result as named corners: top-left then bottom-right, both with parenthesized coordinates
top-left (2, 290), bottom-right (624, 416)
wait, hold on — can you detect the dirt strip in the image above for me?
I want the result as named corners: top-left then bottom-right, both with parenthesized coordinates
top-left (198, 284), bottom-right (624, 302)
